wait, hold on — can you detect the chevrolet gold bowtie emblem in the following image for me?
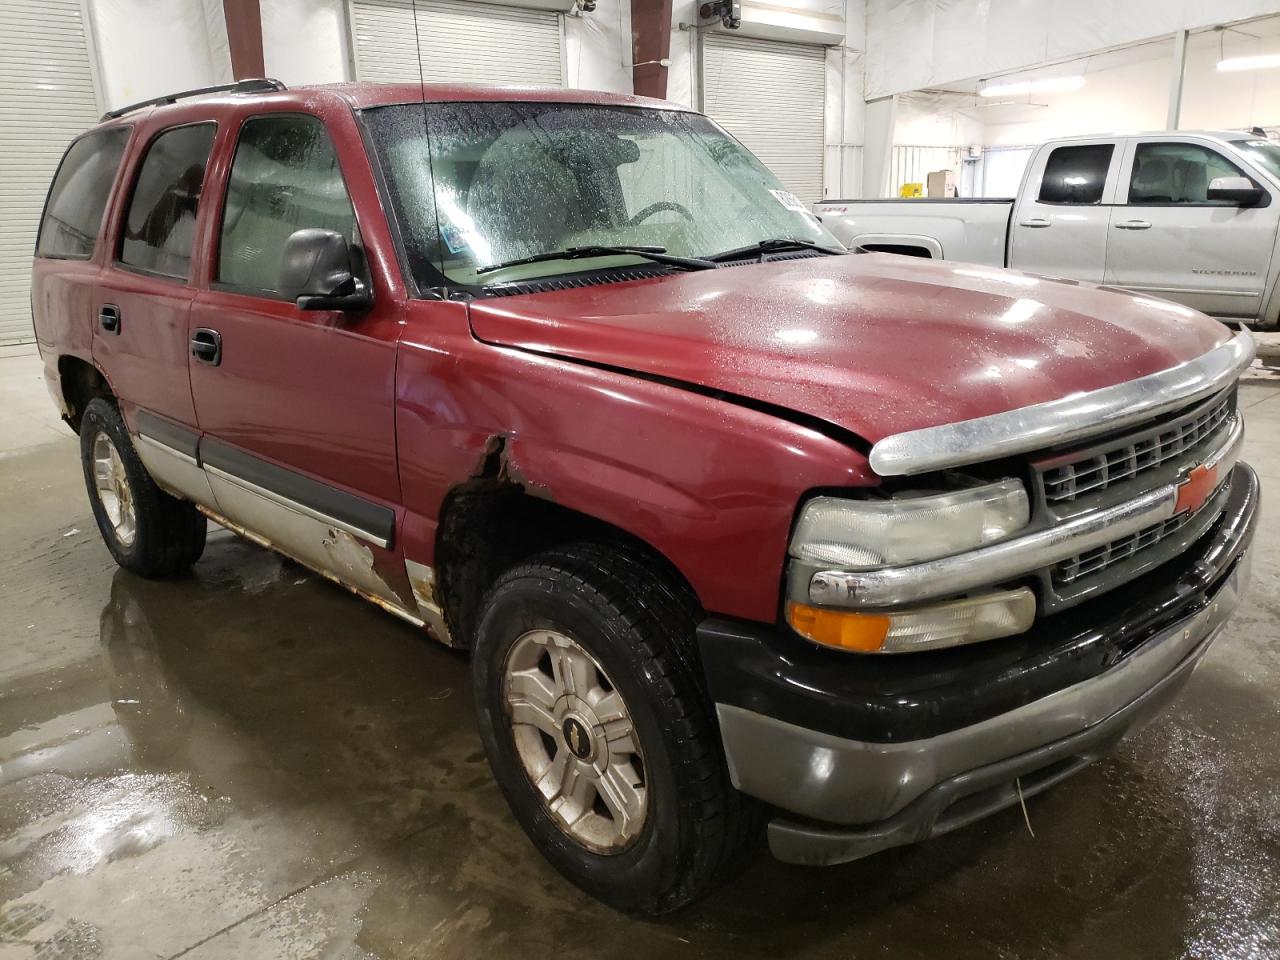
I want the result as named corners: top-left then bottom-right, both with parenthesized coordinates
top-left (1175, 462), bottom-right (1218, 515)
top-left (569, 724), bottom-right (582, 754)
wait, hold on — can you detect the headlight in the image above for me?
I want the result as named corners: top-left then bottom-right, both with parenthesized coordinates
top-left (789, 478), bottom-right (1030, 570)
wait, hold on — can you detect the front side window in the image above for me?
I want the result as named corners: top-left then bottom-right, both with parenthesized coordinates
top-left (120, 123), bottom-right (217, 279)
top-left (361, 102), bottom-right (840, 289)
top-left (1128, 142), bottom-right (1250, 204)
top-left (218, 115), bottom-right (356, 294)
top-left (37, 127), bottom-right (131, 259)
top-left (1037, 144), bottom-right (1113, 204)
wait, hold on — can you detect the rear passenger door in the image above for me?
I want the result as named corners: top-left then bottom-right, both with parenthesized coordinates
top-left (188, 111), bottom-right (404, 606)
top-left (1009, 140), bottom-right (1121, 282)
top-left (94, 122), bottom-right (217, 433)
top-left (32, 126), bottom-right (131, 370)
top-left (1104, 137), bottom-right (1280, 320)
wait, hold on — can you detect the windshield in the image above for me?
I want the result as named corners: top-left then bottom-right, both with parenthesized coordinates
top-left (361, 102), bottom-right (841, 288)
top-left (1231, 139), bottom-right (1280, 183)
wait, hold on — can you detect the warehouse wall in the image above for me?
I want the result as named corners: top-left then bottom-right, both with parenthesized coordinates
top-left (894, 92), bottom-right (983, 147)
top-left (864, 0), bottom-right (1280, 99)
top-left (666, 0), bottom-right (866, 199)
top-left (1182, 30), bottom-right (1280, 129)
top-left (980, 56), bottom-right (1172, 146)
top-left (89, 0), bottom-right (232, 108)
top-left (86, 0), bottom-right (634, 110)
top-left (262, 0), bottom-right (350, 84)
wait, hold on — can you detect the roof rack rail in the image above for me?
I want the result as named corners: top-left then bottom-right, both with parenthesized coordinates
top-left (101, 78), bottom-right (287, 122)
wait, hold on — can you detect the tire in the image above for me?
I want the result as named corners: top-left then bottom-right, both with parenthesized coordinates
top-left (80, 398), bottom-right (207, 578)
top-left (471, 541), bottom-right (757, 914)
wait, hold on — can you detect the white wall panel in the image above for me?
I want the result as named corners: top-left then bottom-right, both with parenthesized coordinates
top-left (980, 145), bottom-right (1033, 197)
top-left (89, 0), bottom-right (231, 110)
top-left (866, 0), bottom-right (1280, 98)
top-left (0, 0), bottom-right (102, 344)
top-left (263, 0), bottom-right (349, 84)
top-left (563, 0), bottom-right (631, 92)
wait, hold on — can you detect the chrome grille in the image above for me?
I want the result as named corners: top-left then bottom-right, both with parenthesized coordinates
top-left (1053, 512), bottom-right (1194, 585)
top-left (1040, 392), bottom-right (1233, 504)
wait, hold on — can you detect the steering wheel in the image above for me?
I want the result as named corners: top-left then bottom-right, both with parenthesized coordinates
top-left (629, 201), bottom-right (695, 225)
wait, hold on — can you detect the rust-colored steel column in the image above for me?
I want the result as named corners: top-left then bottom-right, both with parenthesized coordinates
top-left (223, 0), bottom-right (266, 80)
top-left (631, 0), bottom-right (674, 100)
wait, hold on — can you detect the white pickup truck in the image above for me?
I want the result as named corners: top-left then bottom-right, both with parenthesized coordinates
top-left (816, 131), bottom-right (1280, 327)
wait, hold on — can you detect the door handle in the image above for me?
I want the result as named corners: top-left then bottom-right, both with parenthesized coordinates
top-left (190, 328), bottom-right (222, 366)
top-left (99, 304), bottom-right (121, 334)
top-left (1116, 219), bottom-right (1152, 230)
top-left (1018, 218), bottom-right (1051, 228)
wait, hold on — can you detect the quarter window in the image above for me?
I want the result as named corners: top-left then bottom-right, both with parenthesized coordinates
top-left (218, 115), bottom-right (356, 294)
top-left (1128, 142), bottom-right (1250, 204)
top-left (120, 124), bottom-right (217, 278)
top-left (37, 127), bottom-right (131, 259)
top-left (1037, 144), bottom-right (1114, 204)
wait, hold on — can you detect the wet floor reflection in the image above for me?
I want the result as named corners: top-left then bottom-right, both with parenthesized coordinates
top-left (2, 527), bottom-right (1279, 958)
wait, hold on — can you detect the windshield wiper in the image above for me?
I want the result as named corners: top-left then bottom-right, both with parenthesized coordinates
top-left (475, 244), bottom-right (716, 276)
top-left (706, 237), bottom-right (845, 263)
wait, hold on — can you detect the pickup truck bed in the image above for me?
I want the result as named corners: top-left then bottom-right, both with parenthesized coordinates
top-left (816, 197), bottom-right (1013, 267)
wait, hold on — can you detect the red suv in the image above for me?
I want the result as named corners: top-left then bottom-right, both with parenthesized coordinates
top-left (32, 79), bottom-right (1258, 914)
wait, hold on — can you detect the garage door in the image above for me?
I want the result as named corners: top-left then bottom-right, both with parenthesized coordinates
top-left (0, 0), bottom-right (100, 345)
top-left (701, 34), bottom-right (825, 203)
top-left (351, 0), bottom-right (563, 86)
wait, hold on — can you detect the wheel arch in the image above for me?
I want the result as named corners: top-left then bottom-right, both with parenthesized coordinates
top-left (435, 437), bottom-right (706, 655)
top-left (57, 354), bottom-right (116, 432)
top-left (850, 233), bottom-right (942, 258)
top-left (433, 471), bottom-right (701, 651)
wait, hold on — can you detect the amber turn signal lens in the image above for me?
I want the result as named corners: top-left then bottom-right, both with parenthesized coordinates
top-left (786, 602), bottom-right (891, 651)
top-left (787, 588), bottom-right (1036, 654)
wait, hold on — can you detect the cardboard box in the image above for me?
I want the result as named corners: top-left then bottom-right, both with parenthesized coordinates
top-left (927, 169), bottom-right (956, 198)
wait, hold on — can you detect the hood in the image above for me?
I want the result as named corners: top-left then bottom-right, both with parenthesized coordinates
top-left (467, 254), bottom-right (1231, 446)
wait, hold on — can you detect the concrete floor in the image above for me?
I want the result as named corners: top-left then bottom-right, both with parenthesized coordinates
top-left (2, 342), bottom-right (1280, 960)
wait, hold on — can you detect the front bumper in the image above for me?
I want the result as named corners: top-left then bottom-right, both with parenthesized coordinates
top-left (698, 463), bottom-right (1258, 866)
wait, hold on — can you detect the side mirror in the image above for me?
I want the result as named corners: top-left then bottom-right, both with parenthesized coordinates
top-left (278, 228), bottom-right (372, 311)
top-left (1207, 176), bottom-right (1265, 207)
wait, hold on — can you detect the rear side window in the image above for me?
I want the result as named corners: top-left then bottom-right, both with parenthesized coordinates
top-left (37, 127), bottom-right (130, 259)
top-left (120, 123), bottom-right (217, 279)
top-left (1037, 144), bottom-right (1113, 204)
top-left (218, 115), bottom-right (356, 295)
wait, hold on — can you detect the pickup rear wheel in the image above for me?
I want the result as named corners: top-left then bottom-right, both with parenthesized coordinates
top-left (471, 542), bottom-right (756, 914)
top-left (80, 398), bottom-right (207, 578)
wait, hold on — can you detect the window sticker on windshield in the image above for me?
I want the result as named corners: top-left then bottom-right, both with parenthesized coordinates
top-left (770, 188), bottom-right (807, 212)
top-left (440, 221), bottom-right (470, 255)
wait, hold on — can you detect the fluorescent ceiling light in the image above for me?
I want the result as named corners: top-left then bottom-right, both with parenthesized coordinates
top-left (979, 75), bottom-right (1085, 97)
top-left (1218, 53), bottom-right (1280, 72)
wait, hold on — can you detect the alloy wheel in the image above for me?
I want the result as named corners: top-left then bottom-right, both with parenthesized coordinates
top-left (92, 431), bottom-right (136, 547)
top-left (503, 628), bottom-right (648, 853)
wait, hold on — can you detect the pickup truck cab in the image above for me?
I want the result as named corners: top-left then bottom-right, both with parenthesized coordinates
top-left (817, 131), bottom-right (1280, 326)
top-left (32, 81), bottom-right (1258, 914)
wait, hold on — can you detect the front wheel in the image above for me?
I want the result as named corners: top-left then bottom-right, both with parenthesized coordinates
top-left (472, 542), bottom-right (756, 914)
top-left (79, 398), bottom-right (206, 578)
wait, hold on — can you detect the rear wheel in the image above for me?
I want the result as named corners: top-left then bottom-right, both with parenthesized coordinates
top-left (471, 542), bottom-right (756, 914)
top-left (80, 398), bottom-right (206, 578)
